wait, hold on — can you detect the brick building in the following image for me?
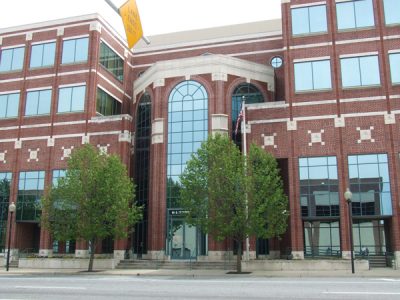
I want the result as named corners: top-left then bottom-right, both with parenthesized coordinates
top-left (1, 0), bottom-right (400, 267)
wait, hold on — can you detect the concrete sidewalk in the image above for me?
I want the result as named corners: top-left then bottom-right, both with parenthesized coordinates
top-left (0, 267), bottom-right (399, 278)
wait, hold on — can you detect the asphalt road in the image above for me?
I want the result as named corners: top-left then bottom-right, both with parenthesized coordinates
top-left (0, 275), bottom-right (399, 299)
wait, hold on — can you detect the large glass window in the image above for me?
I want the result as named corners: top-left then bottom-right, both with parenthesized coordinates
top-left (336, 0), bottom-right (375, 30)
top-left (304, 221), bottom-right (340, 257)
top-left (96, 88), bottom-right (122, 116)
top-left (383, 0), bottom-right (400, 25)
top-left (0, 173), bottom-right (12, 252)
top-left (353, 220), bottom-right (387, 255)
top-left (299, 156), bottom-right (339, 217)
top-left (57, 85), bottom-right (86, 113)
top-left (25, 89), bottom-right (51, 116)
top-left (52, 169), bottom-right (66, 187)
top-left (348, 154), bottom-right (392, 216)
top-left (341, 55), bottom-right (380, 88)
top-left (30, 42), bottom-right (56, 68)
top-left (133, 94), bottom-right (151, 256)
top-left (0, 93), bottom-right (19, 119)
top-left (167, 80), bottom-right (208, 208)
top-left (294, 60), bottom-right (332, 92)
top-left (389, 53), bottom-right (400, 84)
top-left (291, 5), bottom-right (327, 36)
top-left (61, 37), bottom-right (89, 64)
top-left (0, 47), bottom-right (25, 72)
top-left (99, 42), bottom-right (124, 81)
top-left (231, 83), bottom-right (264, 147)
top-left (17, 171), bottom-right (45, 222)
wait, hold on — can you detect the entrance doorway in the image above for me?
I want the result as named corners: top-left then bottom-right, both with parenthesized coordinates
top-left (167, 209), bottom-right (207, 259)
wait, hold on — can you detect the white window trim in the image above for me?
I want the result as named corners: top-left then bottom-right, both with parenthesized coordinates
top-left (294, 56), bottom-right (331, 63)
top-left (58, 82), bottom-right (86, 89)
top-left (291, 1), bottom-right (326, 8)
top-left (389, 49), bottom-right (400, 54)
top-left (0, 90), bottom-right (20, 95)
top-left (0, 44), bottom-right (25, 50)
top-left (62, 34), bottom-right (89, 41)
top-left (340, 52), bottom-right (379, 59)
top-left (26, 86), bottom-right (53, 92)
top-left (31, 39), bottom-right (56, 46)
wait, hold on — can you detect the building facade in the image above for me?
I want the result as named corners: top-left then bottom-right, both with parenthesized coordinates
top-left (1, 0), bottom-right (400, 266)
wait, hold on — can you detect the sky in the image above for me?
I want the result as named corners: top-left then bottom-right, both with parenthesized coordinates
top-left (0, 0), bottom-right (282, 36)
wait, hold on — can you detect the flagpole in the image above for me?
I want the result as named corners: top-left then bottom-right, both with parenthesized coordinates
top-left (104, 0), bottom-right (151, 45)
top-left (242, 96), bottom-right (250, 262)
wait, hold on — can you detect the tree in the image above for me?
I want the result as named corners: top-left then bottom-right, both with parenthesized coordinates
top-left (42, 144), bottom-right (142, 271)
top-left (180, 134), bottom-right (288, 273)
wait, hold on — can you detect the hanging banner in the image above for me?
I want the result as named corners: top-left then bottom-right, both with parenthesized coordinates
top-left (119, 0), bottom-right (143, 48)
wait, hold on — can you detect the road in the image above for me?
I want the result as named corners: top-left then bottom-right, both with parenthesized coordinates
top-left (0, 275), bottom-right (399, 299)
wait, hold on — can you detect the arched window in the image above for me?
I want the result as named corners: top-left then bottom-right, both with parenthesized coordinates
top-left (231, 83), bottom-right (264, 147)
top-left (133, 93), bottom-right (151, 256)
top-left (167, 80), bottom-right (208, 258)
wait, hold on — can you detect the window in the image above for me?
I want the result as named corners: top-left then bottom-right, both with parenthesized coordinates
top-left (353, 220), bottom-right (387, 255)
top-left (17, 171), bottom-right (45, 221)
top-left (294, 60), bottom-right (332, 92)
top-left (96, 88), bottom-right (122, 116)
top-left (0, 46), bottom-right (25, 72)
top-left (0, 93), bottom-right (19, 119)
top-left (270, 56), bottom-right (283, 69)
top-left (133, 93), bottom-right (151, 255)
top-left (231, 83), bottom-right (264, 147)
top-left (30, 42), bottom-right (56, 68)
top-left (336, 0), bottom-right (374, 30)
top-left (348, 154), bottom-right (392, 216)
top-left (167, 80), bottom-right (208, 208)
top-left (0, 173), bottom-right (12, 252)
top-left (383, 0), bottom-right (400, 25)
top-left (291, 5), bottom-right (327, 35)
top-left (25, 89), bottom-right (51, 116)
top-left (61, 37), bottom-right (89, 64)
top-left (99, 42), bottom-right (124, 81)
top-left (340, 55), bottom-right (380, 88)
top-left (304, 221), bottom-right (340, 257)
top-left (299, 156), bottom-right (339, 218)
top-left (52, 169), bottom-right (66, 187)
top-left (389, 53), bottom-right (400, 84)
top-left (57, 85), bottom-right (86, 113)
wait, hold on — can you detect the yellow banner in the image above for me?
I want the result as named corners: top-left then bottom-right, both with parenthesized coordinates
top-left (119, 0), bottom-right (143, 49)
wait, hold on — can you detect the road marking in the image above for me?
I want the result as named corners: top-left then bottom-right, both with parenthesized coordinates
top-left (377, 278), bottom-right (400, 282)
top-left (323, 292), bottom-right (400, 295)
top-left (15, 286), bottom-right (86, 290)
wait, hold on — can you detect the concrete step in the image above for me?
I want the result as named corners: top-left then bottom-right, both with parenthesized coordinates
top-left (116, 259), bottom-right (236, 270)
top-left (368, 256), bottom-right (387, 268)
top-left (8, 260), bottom-right (19, 268)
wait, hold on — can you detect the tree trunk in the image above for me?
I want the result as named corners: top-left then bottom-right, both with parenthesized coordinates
top-left (236, 240), bottom-right (242, 273)
top-left (88, 239), bottom-right (95, 272)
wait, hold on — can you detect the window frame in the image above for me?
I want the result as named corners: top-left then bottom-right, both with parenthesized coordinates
top-left (389, 52), bottom-right (400, 85)
top-left (96, 87), bottom-right (122, 116)
top-left (294, 59), bottom-right (332, 92)
top-left (57, 85), bottom-right (86, 114)
top-left (0, 92), bottom-right (20, 119)
top-left (99, 41), bottom-right (124, 82)
top-left (25, 89), bottom-right (52, 116)
top-left (61, 37), bottom-right (89, 65)
top-left (336, 0), bottom-right (375, 31)
top-left (0, 46), bottom-right (25, 73)
top-left (291, 4), bottom-right (328, 36)
top-left (340, 55), bottom-right (381, 88)
top-left (29, 42), bottom-right (56, 69)
top-left (383, 0), bottom-right (400, 26)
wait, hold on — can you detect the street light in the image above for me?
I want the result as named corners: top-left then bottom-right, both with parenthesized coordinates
top-left (344, 188), bottom-right (355, 274)
top-left (6, 201), bottom-right (16, 271)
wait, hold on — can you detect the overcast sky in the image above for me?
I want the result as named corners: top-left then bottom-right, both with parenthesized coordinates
top-left (0, 0), bottom-right (282, 36)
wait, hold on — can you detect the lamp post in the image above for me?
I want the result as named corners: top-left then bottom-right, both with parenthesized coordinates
top-left (6, 201), bottom-right (16, 271)
top-left (344, 188), bottom-right (355, 274)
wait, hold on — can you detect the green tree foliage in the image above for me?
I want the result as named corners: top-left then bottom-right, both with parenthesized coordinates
top-left (42, 144), bottom-right (142, 271)
top-left (180, 134), bottom-right (288, 272)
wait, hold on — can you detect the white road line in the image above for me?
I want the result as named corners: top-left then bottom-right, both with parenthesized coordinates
top-left (15, 286), bottom-right (86, 290)
top-left (323, 292), bottom-right (400, 295)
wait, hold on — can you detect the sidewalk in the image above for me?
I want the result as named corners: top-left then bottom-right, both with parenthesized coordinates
top-left (0, 267), bottom-right (399, 278)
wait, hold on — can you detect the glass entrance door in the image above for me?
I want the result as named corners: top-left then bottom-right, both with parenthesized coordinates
top-left (170, 218), bottom-right (197, 259)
